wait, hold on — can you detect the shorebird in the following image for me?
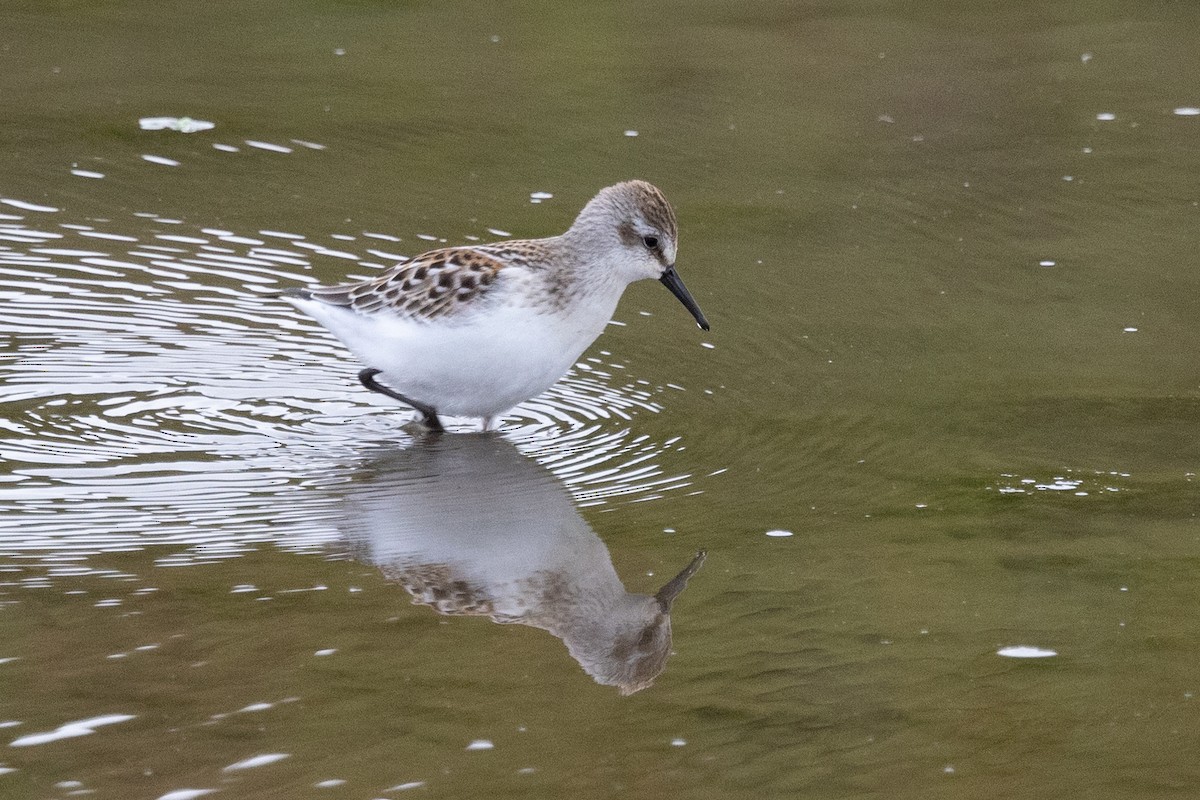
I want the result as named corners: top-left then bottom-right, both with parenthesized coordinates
top-left (282, 180), bottom-right (709, 431)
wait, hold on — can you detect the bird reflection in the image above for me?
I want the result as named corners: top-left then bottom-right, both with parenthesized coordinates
top-left (340, 434), bottom-right (705, 695)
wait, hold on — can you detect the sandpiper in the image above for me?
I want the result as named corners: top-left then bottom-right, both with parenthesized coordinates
top-left (282, 180), bottom-right (709, 431)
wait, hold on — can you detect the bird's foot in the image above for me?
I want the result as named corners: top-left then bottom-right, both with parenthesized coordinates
top-left (400, 417), bottom-right (444, 436)
top-left (358, 367), bottom-right (445, 433)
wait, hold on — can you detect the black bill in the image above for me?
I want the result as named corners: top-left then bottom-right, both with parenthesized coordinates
top-left (659, 266), bottom-right (711, 331)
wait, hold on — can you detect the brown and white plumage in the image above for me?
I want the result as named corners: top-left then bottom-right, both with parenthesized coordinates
top-left (283, 181), bottom-right (709, 429)
top-left (297, 247), bottom-right (505, 318)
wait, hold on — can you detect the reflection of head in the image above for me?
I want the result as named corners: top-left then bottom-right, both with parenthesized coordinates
top-left (551, 550), bottom-right (707, 696)
top-left (343, 435), bottom-right (706, 694)
top-left (564, 596), bottom-right (673, 696)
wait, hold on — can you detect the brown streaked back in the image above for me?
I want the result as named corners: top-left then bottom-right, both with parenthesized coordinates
top-left (296, 246), bottom-right (507, 320)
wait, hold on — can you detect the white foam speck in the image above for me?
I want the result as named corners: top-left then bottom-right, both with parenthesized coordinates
top-left (0, 767), bottom-right (16, 775)
top-left (314, 649), bottom-right (337, 657)
top-left (139, 116), bottom-right (214, 133)
top-left (1039, 259), bottom-right (1056, 267)
top-left (71, 169), bottom-right (105, 179)
top-left (670, 738), bottom-right (687, 747)
top-left (530, 191), bottom-right (553, 201)
top-left (701, 342), bottom-right (715, 349)
top-left (486, 228), bottom-right (511, 237)
top-left (1174, 107), bottom-right (1200, 116)
top-left (390, 782), bottom-right (427, 791)
top-left (1096, 112), bottom-right (1116, 121)
top-left (315, 779), bottom-right (346, 788)
top-left (624, 130), bottom-right (639, 137)
top-left (466, 739), bottom-right (494, 751)
top-left (997, 645), bottom-right (1057, 658)
top-left (10, 713), bottom-right (136, 747)
top-left (224, 753), bottom-right (290, 771)
top-left (765, 529), bottom-right (793, 537)
top-left (0, 658), bottom-right (18, 665)
top-left (212, 143), bottom-right (240, 152)
top-left (141, 155), bottom-right (180, 167)
top-left (238, 702), bottom-right (273, 713)
top-left (1123, 327), bottom-right (1138, 332)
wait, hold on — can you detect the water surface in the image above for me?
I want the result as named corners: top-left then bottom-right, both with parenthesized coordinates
top-left (3, 2), bottom-right (1200, 798)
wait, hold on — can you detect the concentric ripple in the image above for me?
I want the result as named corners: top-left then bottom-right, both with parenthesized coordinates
top-left (0, 201), bottom-right (699, 567)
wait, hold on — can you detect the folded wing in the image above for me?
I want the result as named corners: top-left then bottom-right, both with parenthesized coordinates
top-left (291, 247), bottom-right (506, 320)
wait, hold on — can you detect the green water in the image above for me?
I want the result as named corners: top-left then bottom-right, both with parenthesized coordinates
top-left (2, 1), bottom-right (1199, 797)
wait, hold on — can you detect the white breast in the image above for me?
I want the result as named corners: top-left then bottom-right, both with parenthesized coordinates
top-left (290, 284), bottom-right (622, 418)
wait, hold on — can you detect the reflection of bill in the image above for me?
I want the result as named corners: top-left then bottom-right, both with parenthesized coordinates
top-left (342, 434), bottom-right (706, 695)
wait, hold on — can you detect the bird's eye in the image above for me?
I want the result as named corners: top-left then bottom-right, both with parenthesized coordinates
top-left (642, 236), bottom-right (659, 250)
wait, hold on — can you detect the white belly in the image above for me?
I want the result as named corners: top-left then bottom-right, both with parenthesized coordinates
top-left (293, 297), bottom-right (618, 418)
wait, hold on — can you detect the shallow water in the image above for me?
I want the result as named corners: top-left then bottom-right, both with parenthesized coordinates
top-left (3, 2), bottom-right (1200, 798)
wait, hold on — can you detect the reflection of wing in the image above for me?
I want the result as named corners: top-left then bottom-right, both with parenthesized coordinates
top-left (388, 562), bottom-right (499, 618)
top-left (295, 247), bottom-right (505, 320)
top-left (389, 562), bottom-right (562, 626)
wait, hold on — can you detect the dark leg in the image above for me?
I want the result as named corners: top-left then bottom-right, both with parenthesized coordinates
top-left (358, 368), bottom-right (444, 432)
